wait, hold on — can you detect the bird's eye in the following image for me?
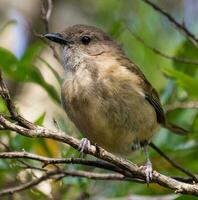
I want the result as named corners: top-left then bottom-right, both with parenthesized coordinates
top-left (81, 36), bottom-right (91, 45)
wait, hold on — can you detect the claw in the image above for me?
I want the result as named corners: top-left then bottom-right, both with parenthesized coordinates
top-left (139, 161), bottom-right (153, 185)
top-left (143, 143), bottom-right (153, 185)
top-left (78, 138), bottom-right (91, 157)
top-left (145, 161), bottom-right (153, 184)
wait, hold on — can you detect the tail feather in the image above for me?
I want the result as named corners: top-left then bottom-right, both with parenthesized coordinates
top-left (163, 122), bottom-right (188, 135)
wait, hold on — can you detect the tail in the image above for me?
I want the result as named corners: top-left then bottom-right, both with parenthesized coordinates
top-left (163, 122), bottom-right (188, 136)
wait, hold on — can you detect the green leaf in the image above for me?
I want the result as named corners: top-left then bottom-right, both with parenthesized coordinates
top-left (38, 56), bottom-right (62, 85)
top-left (162, 67), bottom-right (198, 98)
top-left (20, 42), bottom-right (45, 63)
top-left (0, 47), bottom-right (60, 104)
top-left (0, 48), bottom-right (18, 74)
top-left (34, 112), bottom-right (46, 126)
top-left (173, 40), bottom-right (198, 75)
top-left (191, 113), bottom-right (198, 139)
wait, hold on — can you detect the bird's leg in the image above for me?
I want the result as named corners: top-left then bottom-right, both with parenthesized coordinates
top-left (143, 143), bottom-right (153, 184)
top-left (131, 139), bottom-right (141, 151)
top-left (78, 138), bottom-right (91, 157)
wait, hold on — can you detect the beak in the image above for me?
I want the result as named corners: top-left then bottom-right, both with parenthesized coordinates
top-left (44, 32), bottom-right (69, 45)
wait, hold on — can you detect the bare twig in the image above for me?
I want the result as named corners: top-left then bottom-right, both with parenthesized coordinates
top-left (0, 71), bottom-right (35, 129)
top-left (0, 151), bottom-right (129, 174)
top-left (0, 114), bottom-right (198, 195)
top-left (142, 0), bottom-right (198, 48)
top-left (165, 101), bottom-right (198, 113)
top-left (150, 143), bottom-right (198, 182)
top-left (0, 168), bottom-right (145, 196)
top-left (0, 140), bottom-right (10, 151)
top-left (41, 0), bottom-right (53, 33)
top-left (27, 0), bottom-right (60, 62)
top-left (126, 26), bottom-right (198, 65)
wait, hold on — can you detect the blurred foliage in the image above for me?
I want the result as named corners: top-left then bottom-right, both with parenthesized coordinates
top-left (0, 0), bottom-right (198, 199)
top-left (0, 44), bottom-right (60, 104)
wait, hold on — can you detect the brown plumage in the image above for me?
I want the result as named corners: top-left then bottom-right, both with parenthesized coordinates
top-left (45, 24), bottom-right (187, 181)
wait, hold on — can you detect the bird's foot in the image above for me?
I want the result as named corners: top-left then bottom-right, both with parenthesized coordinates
top-left (78, 138), bottom-right (91, 157)
top-left (140, 161), bottom-right (153, 185)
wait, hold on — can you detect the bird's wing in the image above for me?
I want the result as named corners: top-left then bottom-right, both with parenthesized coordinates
top-left (119, 56), bottom-right (188, 134)
top-left (122, 57), bottom-right (165, 124)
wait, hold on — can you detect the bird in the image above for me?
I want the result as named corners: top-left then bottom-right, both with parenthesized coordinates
top-left (44, 24), bottom-right (187, 182)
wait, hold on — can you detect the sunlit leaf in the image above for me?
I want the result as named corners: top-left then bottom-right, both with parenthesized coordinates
top-left (162, 67), bottom-right (198, 98)
top-left (21, 42), bottom-right (45, 63)
top-left (173, 40), bottom-right (198, 75)
top-left (0, 47), bottom-right (60, 103)
top-left (34, 112), bottom-right (46, 126)
top-left (0, 47), bottom-right (18, 73)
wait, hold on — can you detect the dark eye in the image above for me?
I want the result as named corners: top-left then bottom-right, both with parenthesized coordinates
top-left (81, 36), bottom-right (91, 45)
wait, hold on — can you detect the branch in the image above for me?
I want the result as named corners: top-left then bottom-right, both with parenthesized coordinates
top-left (126, 26), bottom-right (198, 65)
top-left (0, 151), bottom-right (133, 176)
top-left (28, 0), bottom-right (61, 62)
top-left (150, 143), bottom-right (198, 182)
top-left (165, 101), bottom-right (198, 113)
top-left (0, 71), bottom-right (35, 129)
top-left (41, 0), bottom-right (53, 33)
top-left (0, 115), bottom-right (198, 195)
top-left (0, 168), bottom-right (145, 196)
top-left (142, 0), bottom-right (198, 48)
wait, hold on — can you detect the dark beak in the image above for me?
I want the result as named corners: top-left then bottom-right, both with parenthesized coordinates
top-left (44, 32), bottom-right (69, 45)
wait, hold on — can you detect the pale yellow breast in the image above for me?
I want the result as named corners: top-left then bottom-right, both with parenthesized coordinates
top-left (61, 56), bottom-right (158, 154)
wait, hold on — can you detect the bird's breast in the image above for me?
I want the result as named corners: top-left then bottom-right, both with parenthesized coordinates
top-left (61, 60), bottom-right (158, 154)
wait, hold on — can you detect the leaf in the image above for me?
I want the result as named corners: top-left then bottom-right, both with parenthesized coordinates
top-left (173, 40), bottom-right (198, 75)
top-left (38, 56), bottom-right (62, 85)
top-left (162, 67), bottom-right (198, 98)
top-left (0, 48), bottom-right (18, 74)
top-left (21, 42), bottom-right (45, 63)
top-left (0, 47), bottom-right (60, 103)
top-left (34, 112), bottom-right (46, 126)
top-left (191, 113), bottom-right (198, 139)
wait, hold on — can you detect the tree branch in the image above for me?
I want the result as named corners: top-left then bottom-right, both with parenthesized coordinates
top-left (150, 143), bottom-right (198, 182)
top-left (0, 71), bottom-right (35, 129)
top-left (142, 0), bottom-right (198, 48)
top-left (126, 26), bottom-right (198, 65)
top-left (0, 168), bottom-right (145, 196)
top-left (0, 114), bottom-right (198, 195)
top-left (165, 101), bottom-right (198, 113)
top-left (41, 0), bottom-right (53, 33)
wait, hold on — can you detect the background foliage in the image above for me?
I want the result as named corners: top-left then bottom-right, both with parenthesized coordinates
top-left (0, 0), bottom-right (197, 199)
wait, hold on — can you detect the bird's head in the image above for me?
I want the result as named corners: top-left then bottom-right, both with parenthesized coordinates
top-left (44, 24), bottom-right (121, 71)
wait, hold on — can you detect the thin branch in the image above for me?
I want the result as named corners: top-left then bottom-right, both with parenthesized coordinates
top-left (0, 73), bottom-right (198, 195)
top-left (165, 101), bottom-right (198, 113)
top-left (126, 26), bottom-right (198, 65)
top-left (0, 115), bottom-right (198, 195)
top-left (40, 0), bottom-right (62, 62)
top-left (142, 0), bottom-right (198, 48)
top-left (29, 0), bottom-right (61, 62)
top-left (0, 140), bottom-right (10, 151)
top-left (0, 71), bottom-right (35, 129)
top-left (0, 169), bottom-right (142, 196)
top-left (41, 0), bottom-right (53, 33)
top-left (150, 143), bottom-right (198, 182)
top-left (0, 151), bottom-right (132, 176)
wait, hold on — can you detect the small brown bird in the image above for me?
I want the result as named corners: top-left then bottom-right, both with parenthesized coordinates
top-left (45, 24), bottom-right (186, 182)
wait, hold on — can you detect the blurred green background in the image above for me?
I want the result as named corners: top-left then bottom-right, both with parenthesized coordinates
top-left (0, 0), bottom-right (197, 199)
